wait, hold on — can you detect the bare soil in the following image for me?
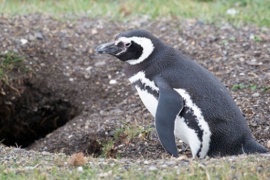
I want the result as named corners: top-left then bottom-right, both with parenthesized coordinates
top-left (0, 14), bottom-right (269, 159)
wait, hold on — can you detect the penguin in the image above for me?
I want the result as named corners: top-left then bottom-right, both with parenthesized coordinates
top-left (96, 29), bottom-right (268, 158)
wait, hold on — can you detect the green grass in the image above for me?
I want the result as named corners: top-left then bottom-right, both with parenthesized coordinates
top-left (1, 0), bottom-right (270, 27)
top-left (230, 83), bottom-right (270, 93)
top-left (0, 51), bottom-right (25, 80)
top-left (0, 51), bottom-right (30, 96)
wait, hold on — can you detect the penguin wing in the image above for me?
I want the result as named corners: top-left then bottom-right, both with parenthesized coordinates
top-left (154, 77), bottom-right (184, 157)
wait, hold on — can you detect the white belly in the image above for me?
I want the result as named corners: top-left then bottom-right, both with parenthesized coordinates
top-left (135, 86), bottom-right (202, 157)
top-left (135, 86), bottom-right (158, 116)
top-left (174, 116), bottom-right (201, 157)
top-left (129, 72), bottom-right (211, 158)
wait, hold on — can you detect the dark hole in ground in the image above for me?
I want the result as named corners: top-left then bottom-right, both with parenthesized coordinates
top-left (0, 80), bottom-right (79, 148)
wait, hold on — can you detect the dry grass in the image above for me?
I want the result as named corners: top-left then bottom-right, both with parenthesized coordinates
top-left (67, 152), bottom-right (87, 166)
top-left (1, 145), bottom-right (269, 179)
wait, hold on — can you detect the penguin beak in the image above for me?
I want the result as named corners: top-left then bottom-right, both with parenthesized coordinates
top-left (96, 42), bottom-right (124, 56)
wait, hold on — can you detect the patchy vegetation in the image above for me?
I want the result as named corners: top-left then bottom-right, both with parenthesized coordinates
top-left (0, 51), bottom-right (25, 80)
top-left (1, 145), bottom-right (270, 179)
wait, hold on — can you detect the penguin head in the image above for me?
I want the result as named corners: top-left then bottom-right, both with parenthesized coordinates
top-left (96, 30), bottom-right (159, 65)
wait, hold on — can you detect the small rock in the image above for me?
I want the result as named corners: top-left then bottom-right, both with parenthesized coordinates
top-left (60, 41), bottom-right (68, 49)
top-left (41, 151), bottom-right (50, 155)
top-left (165, 161), bottom-right (176, 166)
top-left (143, 160), bottom-right (150, 165)
top-left (35, 32), bottom-right (43, 40)
top-left (199, 41), bottom-right (205, 47)
top-left (24, 166), bottom-right (35, 170)
top-left (252, 93), bottom-right (260, 98)
top-left (257, 166), bottom-right (263, 173)
top-left (91, 29), bottom-right (98, 35)
top-left (98, 170), bottom-right (112, 177)
top-left (239, 57), bottom-right (245, 62)
top-left (68, 135), bottom-right (73, 139)
top-left (86, 66), bottom-right (93, 72)
top-left (110, 108), bottom-right (122, 115)
top-left (94, 61), bottom-right (106, 66)
top-left (77, 166), bottom-right (83, 172)
top-left (176, 155), bottom-right (189, 161)
top-left (116, 144), bottom-right (125, 149)
top-left (267, 140), bottom-right (270, 149)
top-left (246, 59), bottom-right (263, 66)
top-left (28, 34), bottom-right (36, 41)
top-left (160, 164), bottom-right (168, 168)
top-left (149, 166), bottom-right (158, 171)
top-left (20, 39), bottom-right (28, 45)
top-left (88, 48), bottom-right (94, 54)
top-left (84, 22), bottom-right (92, 28)
top-left (108, 130), bottom-right (115, 137)
top-left (160, 27), bottom-right (166, 32)
top-left (84, 73), bottom-right (91, 79)
top-left (12, 148), bottom-right (25, 153)
top-left (226, 8), bottom-right (238, 16)
top-left (109, 79), bottom-right (117, 85)
top-left (250, 121), bottom-right (257, 127)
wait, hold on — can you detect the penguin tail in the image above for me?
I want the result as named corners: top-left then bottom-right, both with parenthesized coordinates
top-left (243, 140), bottom-right (269, 154)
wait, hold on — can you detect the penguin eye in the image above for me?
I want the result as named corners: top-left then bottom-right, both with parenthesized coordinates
top-left (124, 42), bottom-right (131, 47)
top-left (116, 41), bottom-right (131, 48)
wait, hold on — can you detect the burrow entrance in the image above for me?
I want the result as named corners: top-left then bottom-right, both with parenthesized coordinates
top-left (0, 79), bottom-right (79, 148)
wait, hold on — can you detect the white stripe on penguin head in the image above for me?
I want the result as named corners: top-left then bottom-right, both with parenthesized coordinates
top-left (115, 37), bottom-right (155, 65)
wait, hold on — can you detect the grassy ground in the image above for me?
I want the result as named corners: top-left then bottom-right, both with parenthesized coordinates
top-left (1, 146), bottom-right (270, 180)
top-left (1, 0), bottom-right (270, 27)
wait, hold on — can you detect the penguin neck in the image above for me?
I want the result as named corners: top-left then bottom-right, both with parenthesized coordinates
top-left (123, 58), bottom-right (153, 78)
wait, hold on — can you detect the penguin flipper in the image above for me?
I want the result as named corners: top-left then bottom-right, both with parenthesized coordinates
top-left (155, 77), bottom-right (184, 157)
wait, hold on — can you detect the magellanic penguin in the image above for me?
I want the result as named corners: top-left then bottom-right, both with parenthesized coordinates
top-left (96, 29), bottom-right (268, 158)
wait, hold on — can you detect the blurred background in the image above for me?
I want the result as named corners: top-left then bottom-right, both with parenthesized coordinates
top-left (1, 0), bottom-right (270, 27)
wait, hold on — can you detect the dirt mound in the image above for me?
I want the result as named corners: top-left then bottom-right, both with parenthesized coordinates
top-left (0, 14), bottom-right (269, 158)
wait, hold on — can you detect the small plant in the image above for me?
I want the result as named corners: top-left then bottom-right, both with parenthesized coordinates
top-left (67, 152), bottom-right (87, 166)
top-left (231, 83), bottom-right (246, 91)
top-left (1, 51), bottom-right (23, 65)
top-left (249, 84), bottom-right (257, 91)
top-left (114, 124), bottom-right (151, 145)
top-left (101, 139), bottom-right (116, 158)
top-left (0, 51), bottom-right (24, 80)
top-left (231, 83), bottom-right (258, 91)
top-left (249, 33), bottom-right (263, 42)
top-left (0, 68), bottom-right (4, 79)
top-left (262, 86), bottom-right (270, 92)
top-left (100, 124), bottom-right (154, 158)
